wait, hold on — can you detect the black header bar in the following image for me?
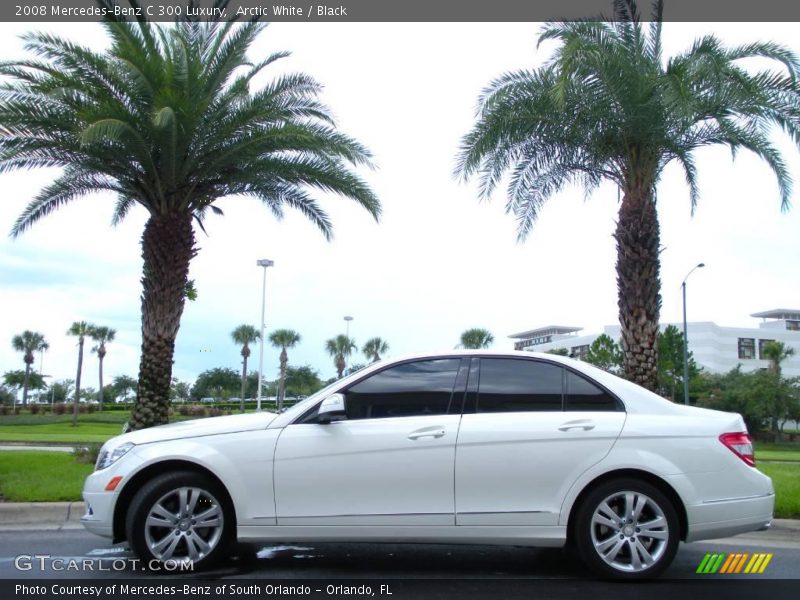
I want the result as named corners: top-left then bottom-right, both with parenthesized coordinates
top-left (2, 0), bottom-right (800, 23)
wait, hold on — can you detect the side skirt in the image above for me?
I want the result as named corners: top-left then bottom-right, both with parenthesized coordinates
top-left (237, 525), bottom-right (566, 547)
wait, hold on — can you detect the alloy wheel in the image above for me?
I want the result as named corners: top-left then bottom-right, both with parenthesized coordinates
top-left (589, 490), bottom-right (669, 573)
top-left (143, 486), bottom-right (224, 562)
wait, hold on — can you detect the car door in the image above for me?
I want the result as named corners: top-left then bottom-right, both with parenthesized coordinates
top-left (455, 358), bottom-right (625, 526)
top-left (273, 358), bottom-right (466, 526)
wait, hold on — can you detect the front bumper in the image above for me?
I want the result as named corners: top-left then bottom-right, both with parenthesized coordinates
top-left (81, 489), bottom-right (115, 538)
top-left (80, 452), bottom-right (144, 539)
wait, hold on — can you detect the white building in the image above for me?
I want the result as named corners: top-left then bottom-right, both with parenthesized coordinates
top-left (509, 309), bottom-right (800, 379)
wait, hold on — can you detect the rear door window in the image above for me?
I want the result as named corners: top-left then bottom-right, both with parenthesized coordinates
top-left (477, 359), bottom-right (563, 412)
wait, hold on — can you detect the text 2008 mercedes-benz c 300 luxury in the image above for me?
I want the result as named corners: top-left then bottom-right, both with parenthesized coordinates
top-left (82, 351), bottom-right (773, 579)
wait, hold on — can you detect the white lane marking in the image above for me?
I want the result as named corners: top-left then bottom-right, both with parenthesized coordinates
top-left (256, 545), bottom-right (313, 559)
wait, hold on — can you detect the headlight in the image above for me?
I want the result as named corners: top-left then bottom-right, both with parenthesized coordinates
top-left (95, 442), bottom-right (135, 471)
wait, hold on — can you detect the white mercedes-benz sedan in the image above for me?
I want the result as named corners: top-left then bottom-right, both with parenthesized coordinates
top-left (81, 351), bottom-right (774, 579)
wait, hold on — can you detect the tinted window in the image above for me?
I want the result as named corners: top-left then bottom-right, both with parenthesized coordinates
top-left (565, 371), bottom-right (620, 411)
top-left (477, 359), bottom-right (563, 412)
top-left (344, 359), bottom-right (460, 420)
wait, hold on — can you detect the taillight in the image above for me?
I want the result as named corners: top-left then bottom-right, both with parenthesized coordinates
top-left (719, 432), bottom-right (755, 467)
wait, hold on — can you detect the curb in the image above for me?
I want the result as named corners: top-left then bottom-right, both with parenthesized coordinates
top-left (0, 502), bottom-right (86, 531)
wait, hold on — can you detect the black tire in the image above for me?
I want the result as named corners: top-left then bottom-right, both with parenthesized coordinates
top-left (574, 478), bottom-right (680, 580)
top-left (126, 470), bottom-right (235, 570)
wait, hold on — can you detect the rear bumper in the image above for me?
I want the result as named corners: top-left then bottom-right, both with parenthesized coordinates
top-left (685, 493), bottom-right (775, 542)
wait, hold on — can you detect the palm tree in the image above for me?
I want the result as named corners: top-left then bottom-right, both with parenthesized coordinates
top-left (68, 321), bottom-right (95, 426)
top-left (459, 328), bottom-right (494, 349)
top-left (11, 330), bottom-right (47, 406)
top-left (761, 341), bottom-right (795, 376)
top-left (269, 329), bottom-right (302, 412)
top-left (362, 337), bottom-right (390, 363)
top-left (90, 326), bottom-right (116, 411)
top-left (456, 0), bottom-right (800, 391)
top-left (231, 324), bottom-right (260, 413)
top-left (1, 11), bottom-right (380, 430)
top-left (326, 335), bottom-right (357, 379)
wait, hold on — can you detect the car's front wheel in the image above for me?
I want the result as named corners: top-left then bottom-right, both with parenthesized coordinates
top-left (574, 478), bottom-right (679, 580)
top-left (126, 471), bottom-right (234, 570)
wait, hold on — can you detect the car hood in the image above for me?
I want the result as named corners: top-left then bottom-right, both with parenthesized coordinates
top-left (117, 411), bottom-right (277, 446)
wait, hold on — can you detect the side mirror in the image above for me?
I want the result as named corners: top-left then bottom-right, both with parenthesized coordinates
top-left (318, 393), bottom-right (347, 423)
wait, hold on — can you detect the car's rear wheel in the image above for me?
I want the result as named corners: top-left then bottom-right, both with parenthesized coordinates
top-left (574, 478), bottom-right (679, 580)
top-left (126, 471), bottom-right (234, 570)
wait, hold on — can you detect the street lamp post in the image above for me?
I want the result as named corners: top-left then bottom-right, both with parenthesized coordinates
top-left (344, 315), bottom-right (353, 338)
top-left (256, 259), bottom-right (275, 412)
top-left (681, 262), bottom-right (705, 405)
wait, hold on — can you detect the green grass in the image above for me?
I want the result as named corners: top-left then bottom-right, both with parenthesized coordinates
top-left (759, 463), bottom-right (800, 519)
top-left (755, 442), bottom-right (800, 463)
top-left (0, 412), bottom-right (129, 426)
top-left (0, 451), bottom-right (93, 502)
top-left (0, 422), bottom-right (124, 443)
top-left (0, 412), bottom-right (194, 443)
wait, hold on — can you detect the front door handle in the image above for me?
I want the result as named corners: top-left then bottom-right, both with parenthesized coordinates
top-left (558, 419), bottom-right (595, 432)
top-left (408, 427), bottom-right (446, 440)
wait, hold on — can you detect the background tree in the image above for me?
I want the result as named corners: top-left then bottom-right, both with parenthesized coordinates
top-left (545, 347), bottom-right (570, 356)
top-left (757, 341), bottom-right (796, 438)
top-left (583, 334), bottom-right (623, 373)
top-left (11, 330), bottom-right (47, 406)
top-left (90, 326), bottom-right (116, 411)
top-left (244, 371), bottom-right (271, 400)
top-left (67, 321), bottom-right (95, 426)
top-left (190, 368), bottom-right (241, 402)
top-left (269, 329), bottom-right (301, 412)
top-left (326, 335), bottom-right (357, 379)
top-left (112, 375), bottom-right (137, 403)
top-left (459, 328), bottom-right (494, 349)
top-left (1, 14), bottom-right (379, 430)
top-left (696, 367), bottom-right (799, 438)
top-left (284, 365), bottom-right (324, 398)
top-left (231, 324), bottom-right (260, 412)
top-left (456, 0), bottom-right (800, 391)
top-left (761, 341), bottom-right (796, 376)
top-left (169, 378), bottom-right (192, 403)
top-left (346, 363), bottom-right (368, 375)
top-left (49, 379), bottom-right (75, 405)
top-left (362, 337), bottom-right (389, 363)
top-left (0, 385), bottom-right (15, 406)
top-left (2, 369), bottom-right (46, 403)
top-left (657, 325), bottom-right (699, 401)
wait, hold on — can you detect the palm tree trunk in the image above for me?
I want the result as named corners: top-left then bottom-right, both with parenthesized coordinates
top-left (336, 356), bottom-right (345, 379)
top-left (98, 353), bottom-right (104, 412)
top-left (129, 212), bottom-right (196, 431)
top-left (22, 362), bottom-right (31, 407)
top-left (278, 348), bottom-right (288, 412)
top-left (72, 339), bottom-right (84, 427)
top-left (614, 182), bottom-right (661, 392)
top-left (240, 354), bottom-right (248, 413)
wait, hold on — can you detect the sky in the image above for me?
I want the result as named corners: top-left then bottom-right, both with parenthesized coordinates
top-left (1, 21), bottom-right (799, 388)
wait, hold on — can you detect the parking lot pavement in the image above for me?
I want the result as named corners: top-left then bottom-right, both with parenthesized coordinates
top-left (0, 445), bottom-right (74, 452)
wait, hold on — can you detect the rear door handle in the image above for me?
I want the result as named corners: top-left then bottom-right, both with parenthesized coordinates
top-left (408, 427), bottom-right (446, 440)
top-left (558, 419), bottom-right (595, 432)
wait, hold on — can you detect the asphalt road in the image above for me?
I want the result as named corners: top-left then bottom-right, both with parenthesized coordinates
top-left (0, 528), bottom-right (797, 580)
